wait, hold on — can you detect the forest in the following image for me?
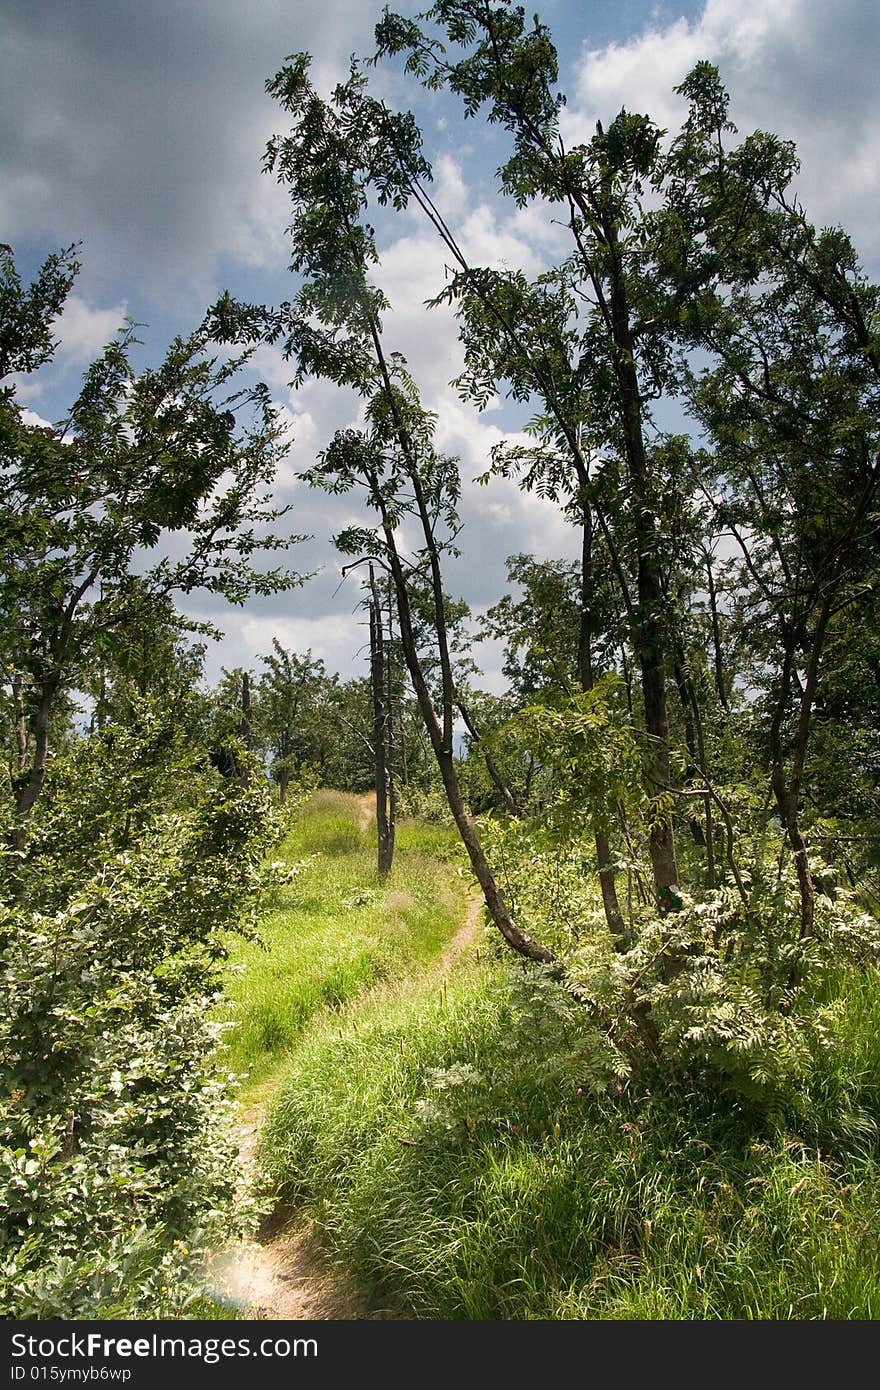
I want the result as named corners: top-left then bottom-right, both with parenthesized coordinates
top-left (2, 0), bottom-right (879, 1322)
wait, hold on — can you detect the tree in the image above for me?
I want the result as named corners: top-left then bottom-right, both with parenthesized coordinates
top-left (256, 641), bottom-right (335, 800)
top-left (0, 247), bottom-right (305, 831)
top-left (264, 53), bottom-right (554, 961)
top-left (375, 2), bottom-right (688, 909)
top-left (685, 217), bottom-right (880, 941)
top-left (368, 563), bottom-right (395, 873)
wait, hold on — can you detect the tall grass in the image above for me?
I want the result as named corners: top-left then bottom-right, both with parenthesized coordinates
top-left (259, 953), bottom-right (880, 1319)
top-left (218, 791), bottom-right (467, 1098)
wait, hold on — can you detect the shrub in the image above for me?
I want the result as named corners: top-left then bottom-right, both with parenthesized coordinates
top-left (0, 706), bottom-right (281, 1317)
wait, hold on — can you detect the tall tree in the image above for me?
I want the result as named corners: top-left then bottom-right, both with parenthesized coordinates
top-left (368, 564), bottom-right (395, 873)
top-left (264, 54), bottom-right (554, 962)
top-left (0, 248), bottom-right (304, 827)
top-left (256, 641), bottom-right (335, 800)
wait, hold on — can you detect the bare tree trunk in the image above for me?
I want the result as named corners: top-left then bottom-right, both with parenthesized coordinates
top-left (14, 674), bottom-right (60, 822)
top-left (12, 673), bottom-right (28, 775)
top-left (369, 564), bottom-right (393, 875)
top-left (578, 498), bottom-right (627, 945)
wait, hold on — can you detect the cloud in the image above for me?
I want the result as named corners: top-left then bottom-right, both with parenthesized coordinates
top-left (20, 408), bottom-right (55, 430)
top-left (0, 0), bottom-right (379, 310)
top-left (55, 294), bottom-right (128, 366)
top-left (561, 0), bottom-right (880, 264)
top-left (238, 610), bottom-right (368, 676)
top-left (7, 0), bottom-right (875, 694)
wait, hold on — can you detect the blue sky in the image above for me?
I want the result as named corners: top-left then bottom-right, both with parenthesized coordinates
top-left (3, 0), bottom-right (878, 688)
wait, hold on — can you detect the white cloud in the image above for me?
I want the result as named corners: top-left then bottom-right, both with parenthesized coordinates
top-left (434, 155), bottom-right (469, 219)
top-left (20, 408), bottom-right (55, 430)
top-left (56, 294), bottom-right (128, 366)
top-left (562, 0), bottom-right (880, 264)
top-left (238, 610), bottom-right (368, 675)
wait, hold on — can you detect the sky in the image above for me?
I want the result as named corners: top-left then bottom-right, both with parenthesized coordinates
top-left (3, 0), bottom-right (878, 691)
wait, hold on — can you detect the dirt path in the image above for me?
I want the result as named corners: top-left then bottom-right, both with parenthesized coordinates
top-left (432, 889), bottom-right (484, 979)
top-left (208, 1099), bottom-right (383, 1320)
top-left (210, 798), bottom-right (482, 1321)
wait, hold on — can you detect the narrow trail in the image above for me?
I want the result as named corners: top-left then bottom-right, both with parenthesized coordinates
top-left (209, 794), bottom-right (482, 1321)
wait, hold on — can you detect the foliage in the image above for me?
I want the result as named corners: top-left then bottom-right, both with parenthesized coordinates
top-left (480, 808), bottom-right (880, 1110)
top-left (259, 944), bottom-right (880, 1319)
top-left (0, 705), bottom-right (283, 1318)
top-left (219, 790), bottom-right (467, 1094)
top-left (0, 246), bottom-right (305, 821)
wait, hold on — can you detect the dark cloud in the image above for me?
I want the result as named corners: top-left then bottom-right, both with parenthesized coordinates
top-left (0, 0), bottom-right (377, 311)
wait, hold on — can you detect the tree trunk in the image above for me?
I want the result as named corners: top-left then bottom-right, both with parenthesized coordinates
top-left (360, 287), bottom-right (553, 962)
top-left (369, 564), bottom-right (393, 875)
top-left (457, 696), bottom-right (519, 817)
top-left (12, 672), bottom-right (28, 775)
top-left (769, 597), bottom-right (832, 943)
top-left (236, 670), bottom-right (253, 784)
top-left (578, 498), bottom-right (627, 945)
top-left (607, 259), bottom-right (679, 905)
top-left (279, 727), bottom-right (291, 804)
top-left (704, 549), bottom-right (730, 712)
top-left (15, 673), bottom-right (60, 821)
top-left (374, 492), bottom-right (555, 964)
top-left (385, 595), bottom-right (397, 869)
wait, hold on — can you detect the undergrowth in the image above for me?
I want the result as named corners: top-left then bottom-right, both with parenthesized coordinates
top-left (219, 790), bottom-right (466, 1097)
top-left (259, 953), bottom-right (880, 1319)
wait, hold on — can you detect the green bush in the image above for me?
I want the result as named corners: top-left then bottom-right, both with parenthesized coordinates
top-left (0, 707), bottom-right (281, 1317)
top-left (259, 957), bottom-right (880, 1319)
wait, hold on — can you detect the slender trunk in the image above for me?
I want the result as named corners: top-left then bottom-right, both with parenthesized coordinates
top-left (613, 322), bottom-right (678, 898)
top-left (346, 249), bottom-right (553, 959)
top-left (97, 666), bottom-right (107, 732)
top-left (369, 564), bottom-right (393, 875)
top-left (279, 727), bottom-right (291, 804)
top-left (688, 680), bottom-right (717, 891)
top-left (457, 696), bottom-right (519, 816)
top-left (578, 498), bottom-right (626, 944)
top-left (704, 550), bottom-right (730, 712)
top-left (620, 644), bottom-right (634, 720)
top-left (12, 673), bottom-right (28, 774)
top-left (239, 672), bottom-right (252, 748)
top-left (237, 671), bottom-right (252, 783)
top-left (385, 596), bottom-right (397, 869)
top-left (770, 596), bottom-right (833, 942)
top-left (15, 674), bottom-right (60, 821)
top-left (373, 485), bottom-right (555, 964)
top-left (672, 651), bottom-right (705, 849)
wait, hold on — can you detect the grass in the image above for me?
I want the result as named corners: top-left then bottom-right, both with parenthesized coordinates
top-left (218, 787), bottom-right (880, 1319)
top-left (218, 790), bottom-right (468, 1099)
top-left (258, 949), bottom-right (880, 1319)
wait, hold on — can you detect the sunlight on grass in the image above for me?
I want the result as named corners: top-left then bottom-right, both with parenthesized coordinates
top-left (259, 950), bottom-right (880, 1319)
top-left (218, 791), bottom-right (467, 1096)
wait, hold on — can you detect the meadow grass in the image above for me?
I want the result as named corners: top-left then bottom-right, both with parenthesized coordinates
top-left (226, 788), bottom-right (880, 1319)
top-left (258, 948), bottom-right (880, 1319)
top-left (218, 790), bottom-right (467, 1098)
